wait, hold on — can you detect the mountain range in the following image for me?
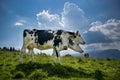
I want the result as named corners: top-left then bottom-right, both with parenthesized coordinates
top-left (72, 49), bottom-right (120, 60)
top-left (89, 49), bottom-right (120, 59)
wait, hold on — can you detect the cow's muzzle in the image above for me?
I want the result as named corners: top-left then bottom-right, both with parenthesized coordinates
top-left (82, 41), bottom-right (85, 45)
top-left (79, 50), bottom-right (84, 53)
top-left (81, 50), bottom-right (84, 53)
top-left (63, 46), bottom-right (68, 50)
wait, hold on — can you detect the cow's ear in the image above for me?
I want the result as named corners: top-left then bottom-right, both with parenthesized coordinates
top-left (76, 30), bottom-right (79, 35)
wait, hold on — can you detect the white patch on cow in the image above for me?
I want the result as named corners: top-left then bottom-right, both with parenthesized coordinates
top-left (37, 40), bottom-right (53, 50)
top-left (23, 32), bottom-right (36, 49)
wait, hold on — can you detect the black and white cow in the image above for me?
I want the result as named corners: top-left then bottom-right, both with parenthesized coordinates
top-left (20, 29), bottom-right (85, 64)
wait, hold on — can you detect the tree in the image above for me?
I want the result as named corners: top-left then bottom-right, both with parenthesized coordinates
top-left (2, 47), bottom-right (9, 51)
top-left (84, 53), bottom-right (89, 58)
top-left (10, 47), bottom-right (16, 51)
top-left (10, 47), bottom-right (13, 51)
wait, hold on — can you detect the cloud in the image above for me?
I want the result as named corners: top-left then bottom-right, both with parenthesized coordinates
top-left (14, 20), bottom-right (26, 27)
top-left (82, 41), bottom-right (120, 52)
top-left (36, 2), bottom-right (89, 31)
top-left (14, 22), bottom-right (23, 26)
top-left (62, 2), bottom-right (89, 31)
top-left (89, 19), bottom-right (120, 41)
top-left (83, 31), bottom-right (112, 44)
top-left (36, 10), bottom-right (63, 29)
top-left (83, 19), bottom-right (120, 51)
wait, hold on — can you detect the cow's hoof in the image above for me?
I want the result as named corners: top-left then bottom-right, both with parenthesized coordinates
top-left (58, 62), bottom-right (61, 65)
top-left (20, 62), bottom-right (23, 64)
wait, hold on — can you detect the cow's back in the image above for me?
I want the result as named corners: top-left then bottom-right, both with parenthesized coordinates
top-left (36, 30), bottom-right (54, 45)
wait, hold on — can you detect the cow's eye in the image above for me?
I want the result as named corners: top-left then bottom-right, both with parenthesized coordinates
top-left (58, 36), bottom-right (60, 39)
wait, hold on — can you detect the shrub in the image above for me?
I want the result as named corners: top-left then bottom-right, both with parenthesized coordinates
top-left (106, 58), bottom-right (111, 61)
top-left (65, 54), bottom-right (72, 57)
top-left (28, 69), bottom-right (48, 80)
top-left (71, 61), bottom-right (75, 64)
top-left (53, 66), bottom-right (68, 76)
top-left (0, 63), bottom-right (3, 66)
top-left (84, 53), bottom-right (89, 58)
top-left (78, 58), bottom-right (83, 63)
top-left (14, 71), bottom-right (25, 79)
top-left (99, 62), bottom-right (104, 65)
top-left (0, 71), bottom-right (12, 80)
top-left (94, 70), bottom-right (104, 80)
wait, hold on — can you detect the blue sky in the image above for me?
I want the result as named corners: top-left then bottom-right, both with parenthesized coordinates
top-left (0, 0), bottom-right (120, 54)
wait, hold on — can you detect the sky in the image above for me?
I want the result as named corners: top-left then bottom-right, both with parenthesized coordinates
top-left (0, 0), bottom-right (120, 55)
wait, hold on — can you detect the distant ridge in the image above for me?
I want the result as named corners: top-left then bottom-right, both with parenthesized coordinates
top-left (89, 49), bottom-right (120, 59)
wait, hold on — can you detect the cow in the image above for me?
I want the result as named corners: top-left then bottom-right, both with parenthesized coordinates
top-left (20, 29), bottom-right (85, 64)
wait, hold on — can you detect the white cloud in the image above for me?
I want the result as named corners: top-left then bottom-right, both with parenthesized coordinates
top-left (14, 20), bottom-right (26, 27)
top-left (89, 19), bottom-right (120, 41)
top-left (36, 2), bottom-right (89, 31)
top-left (14, 22), bottom-right (23, 26)
top-left (83, 41), bottom-right (120, 52)
top-left (36, 10), bottom-right (63, 29)
top-left (62, 2), bottom-right (89, 31)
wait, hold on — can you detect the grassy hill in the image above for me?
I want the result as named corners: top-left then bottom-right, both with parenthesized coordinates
top-left (0, 51), bottom-right (120, 80)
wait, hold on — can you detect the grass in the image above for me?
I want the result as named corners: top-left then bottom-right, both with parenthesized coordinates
top-left (0, 51), bottom-right (120, 80)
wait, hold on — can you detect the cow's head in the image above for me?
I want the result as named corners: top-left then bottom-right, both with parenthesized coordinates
top-left (73, 31), bottom-right (85, 45)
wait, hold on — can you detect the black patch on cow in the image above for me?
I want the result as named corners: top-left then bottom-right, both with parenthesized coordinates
top-left (33, 29), bottom-right (37, 31)
top-left (31, 29), bottom-right (38, 43)
top-left (23, 29), bottom-right (27, 37)
top-left (69, 39), bottom-right (74, 45)
top-left (23, 29), bottom-right (34, 37)
top-left (34, 31), bottom-right (37, 37)
top-left (28, 31), bottom-right (33, 34)
top-left (68, 32), bottom-right (76, 38)
top-left (56, 30), bottom-right (63, 35)
top-left (53, 36), bottom-right (62, 47)
top-left (36, 30), bottom-right (54, 45)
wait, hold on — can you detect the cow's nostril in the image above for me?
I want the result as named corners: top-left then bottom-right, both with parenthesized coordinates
top-left (80, 50), bottom-right (84, 53)
top-left (83, 42), bottom-right (85, 44)
top-left (81, 50), bottom-right (84, 53)
top-left (63, 46), bottom-right (68, 50)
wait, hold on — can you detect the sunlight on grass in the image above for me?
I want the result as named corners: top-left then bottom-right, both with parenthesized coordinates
top-left (0, 51), bottom-right (120, 80)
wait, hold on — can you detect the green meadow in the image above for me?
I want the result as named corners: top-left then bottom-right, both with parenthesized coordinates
top-left (0, 51), bottom-right (120, 80)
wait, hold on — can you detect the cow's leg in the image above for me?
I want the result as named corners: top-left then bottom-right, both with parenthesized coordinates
top-left (20, 47), bottom-right (26, 64)
top-left (29, 49), bottom-right (34, 61)
top-left (54, 47), bottom-right (61, 64)
top-left (52, 47), bottom-right (56, 62)
top-left (40, 50), bottom-right (42, 54)
top-left (57, 51), bottom-right (61, 64)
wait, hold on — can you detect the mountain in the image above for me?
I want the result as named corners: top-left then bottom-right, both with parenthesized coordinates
top-left (89, 49), bottom-right (120, 59)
